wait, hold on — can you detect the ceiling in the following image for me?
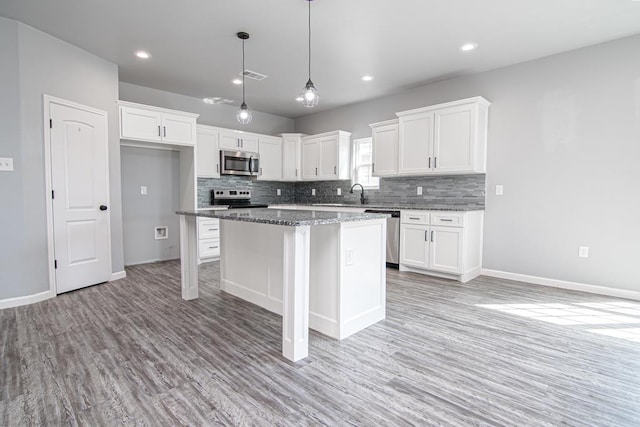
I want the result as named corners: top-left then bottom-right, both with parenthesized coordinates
top-left (1, 0), bottom-right (640, 118)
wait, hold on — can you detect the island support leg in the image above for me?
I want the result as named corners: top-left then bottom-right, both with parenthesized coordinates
top-left (179, 215), bottom-right (199, 300)
top-left (282, 225), bottom-right (311, 362)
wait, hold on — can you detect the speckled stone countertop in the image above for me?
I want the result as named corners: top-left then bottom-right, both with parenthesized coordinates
top-left (177, 208), bottom-right (389, 226)
top-left (281, 203), bottom-right (485, 212)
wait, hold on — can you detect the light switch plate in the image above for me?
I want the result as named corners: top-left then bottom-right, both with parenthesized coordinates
top-left (345, 249), bottom-right (354, 266)
top-left (277, 189), bottom-right (281, 196)
top-left (337, 188), bottom-right (342, 196)
top-left (140, 186), bottom-right (148, 195)
top-left (496, 185), bottom-right (504, 195)
top-left (0, 157), bottom-right (14, 171)
top-left (417, 186), bottom-right (423, 195)
top-left (312, 189), bottom-right (316, 196)
top-left (578, 246), bottom-right (589, 258)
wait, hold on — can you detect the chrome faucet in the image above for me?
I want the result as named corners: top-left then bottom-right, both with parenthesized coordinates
top-left (350, 183), bottom-right (366, 205)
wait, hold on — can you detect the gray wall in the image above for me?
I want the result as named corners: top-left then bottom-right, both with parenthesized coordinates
top-left (0, 18), bottom-right (124, 300)
top-left (121, 146), bottom-right (180, 265)
top-left (296, 34), bottom-right (640, 293)
top-left (119, 82), bottom-right (295, 136)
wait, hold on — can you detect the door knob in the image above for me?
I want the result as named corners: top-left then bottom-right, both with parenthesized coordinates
top-left (99, 205), bottom-right (108, 211)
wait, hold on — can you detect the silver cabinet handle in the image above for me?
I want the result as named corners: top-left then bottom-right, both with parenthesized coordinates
top-left (208, 245), bottom-right (218, 249)
top-left (372, 163), bottom-right (375, 173)
top-left (158, 125), bottom-right (161, 137)
top-left (208, 228), bottom-right (217, 231)
top-left (440, 218), bottom-right (453, 222)
top-left (163, 126), bottom-right (166, 137)
top-left (295, 168), bottom-right (298, 177)
top-left (424, 230), bottom-right (428, 241)
top-left (216, 164), bottom-right (219, 173)
top-left (431, 231), bottom-right (434, 242)
top-left (409, 217), bottom-right (420, 220)
top-left (259, 167), bottom-right (262, 175)
top-left (315, 167), bottom-right (318, 176)
top-left (434, 157), bottom-right (438, 168)
top-left (428, 157), bottom-right (431, 168)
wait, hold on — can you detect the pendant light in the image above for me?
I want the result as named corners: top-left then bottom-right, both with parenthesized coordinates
top-left (235, 32), bottom-right (252, 124)
top-left (299, 0), bottom-right (319, 107)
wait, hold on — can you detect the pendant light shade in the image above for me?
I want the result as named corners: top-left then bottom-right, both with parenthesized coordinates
top-left (236, 32), bottom-right (253, 124)
top-left (299, 0), bottom-right (319, 108)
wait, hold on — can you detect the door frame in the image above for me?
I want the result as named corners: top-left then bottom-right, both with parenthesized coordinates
top-left (43, 94), bottom-right (112, 295)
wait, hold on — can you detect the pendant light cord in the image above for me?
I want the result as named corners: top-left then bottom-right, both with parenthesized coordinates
top-left (308, 0), bottom-right (312, 80)
top-left (242, 38), bottom-right (246, 103)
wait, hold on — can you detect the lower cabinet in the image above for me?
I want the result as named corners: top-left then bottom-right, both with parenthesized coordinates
top-left (399, 210), bottom-right (483, 282)
top-left (198, 217), bottom-right (220, 263)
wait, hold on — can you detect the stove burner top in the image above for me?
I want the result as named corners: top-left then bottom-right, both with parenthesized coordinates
top-left (210, 188), bottom-right (267, 209)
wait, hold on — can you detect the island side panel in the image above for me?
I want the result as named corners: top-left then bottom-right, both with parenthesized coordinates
top-left (179, 215), bottom-right (199, 300)
top-left (339, 218), bottom-right (387, 339)
top-left (282, 225), bottom-right (311, 362)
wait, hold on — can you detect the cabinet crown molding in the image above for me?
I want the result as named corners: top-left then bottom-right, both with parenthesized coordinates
top-left (395, 96), bottom-right (490, 118)
top-left (117, 100), bottom-right (200, 118)
top-left (369, 118), bottom-right (399, 128)
top-left (301, 130), bottom-right (351, 141)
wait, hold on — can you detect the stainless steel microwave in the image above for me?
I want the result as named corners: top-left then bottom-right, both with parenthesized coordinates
top-left (220, 150), bottom-right (260, 176)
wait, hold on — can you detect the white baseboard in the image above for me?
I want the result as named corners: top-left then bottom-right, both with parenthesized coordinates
top-left (124, 257), bottom-right (179, 267)
top-left (482, 269), bottom-right (640, 301)
top-left (0, 290), bottom-right (55, 310)
top-left (110, 271), bottom-right (127, 281)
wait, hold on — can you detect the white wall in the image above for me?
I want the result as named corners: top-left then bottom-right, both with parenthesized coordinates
top-left (0, 18), bottom-right (124, 300)
top-left (119, 82), bottom-right (295, 135)
top-left (296, 34), bottom-right (640, 293)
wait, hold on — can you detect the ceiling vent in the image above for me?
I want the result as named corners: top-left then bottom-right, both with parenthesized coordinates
top-left (240, 69), bottom-right (268, 81)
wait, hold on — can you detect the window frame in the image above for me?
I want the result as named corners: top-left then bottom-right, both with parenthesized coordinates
top-left (351, 137), bottom-right (380, 190)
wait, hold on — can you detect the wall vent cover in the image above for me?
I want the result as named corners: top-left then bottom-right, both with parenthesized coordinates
top-left (240, 69), bottom-right (268, 81)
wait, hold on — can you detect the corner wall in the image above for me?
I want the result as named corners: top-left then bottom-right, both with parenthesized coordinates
top-left (295, 34), bottom-right (640, 293)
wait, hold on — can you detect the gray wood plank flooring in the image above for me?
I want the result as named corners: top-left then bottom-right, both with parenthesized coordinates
top-left (2, 261), bottom-right (640, 426)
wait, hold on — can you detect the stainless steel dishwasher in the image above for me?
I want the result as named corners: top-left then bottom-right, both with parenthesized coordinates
top-left (365, 209), bottom-right (400, 268)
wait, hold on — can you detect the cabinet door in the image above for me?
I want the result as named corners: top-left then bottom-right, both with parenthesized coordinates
top-left (162, 113), bottom-right (196, 145)
top-left (398, 112), bottom-right (433, 175)
top-left (120, 106), bottom-right (163, 142)
top-left (282, 136), bottom-right (300, 181)
top-left (319, 135), bottom-right (339, 179)
top-left (301, 139), bottom-right (319, 180)
top-left (400, 224), bottom-right (429, 268)
top-left (219, 133), bottom-right (241, 150)
top-left (258, 137), bottom-right (282, 181)
top-left (239, 135), bottom-right (259, 153)
top-left (429, 226), bottom-right (463, 273)
top-left (433, 103), bottom-right (475, 173)
top-left (372, 123), bottom-right (398, 176)
top-left (196, 128), bottom-right (220, 178)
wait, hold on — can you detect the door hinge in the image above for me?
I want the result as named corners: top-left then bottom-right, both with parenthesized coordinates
top-left (51, 190), bottom-right (55, 199)
top-left (50, 119), bottom-right (53, 129)
top-left (54, 260), bottom-right (57, 269)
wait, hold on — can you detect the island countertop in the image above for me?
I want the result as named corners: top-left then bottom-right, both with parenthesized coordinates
top-left (177, 208), bottom-right (389, 226)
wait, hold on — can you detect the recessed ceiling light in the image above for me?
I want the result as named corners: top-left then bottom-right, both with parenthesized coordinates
top-left (361, 75), bottom-right (374, 82)
top-left (232, 78), bottom-right (243, 85)
top-left (135, 50), bottom-right (151, 59)
top-left (460, 43), bottom-right (478, 52)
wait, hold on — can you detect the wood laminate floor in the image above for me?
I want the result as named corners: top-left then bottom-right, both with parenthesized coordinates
top-left (2, 261), bottom-right (640, 426)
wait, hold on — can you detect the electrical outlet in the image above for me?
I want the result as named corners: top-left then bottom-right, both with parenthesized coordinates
top-left (277, 189), bottom-right (281, 196)
top-left (312, 189), bottom-right (316, 196)
top-left (0, 157), bottom-right (14, 171)
top-left (140, 186), bottom-right (148, 195)
top-left (345, 249), bottom-right (354, 266)
top-left (578, 246), bottom-right (589, 258)
top-left (496, 185), bottom-right (504, 196)
top-left (337, 188), bottom-right (342, 196)
top-left (417, 186), bottom-right (423, 195)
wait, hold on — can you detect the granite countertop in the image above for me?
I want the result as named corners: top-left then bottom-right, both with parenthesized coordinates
top-left (177, 208), bottom-right (389, 226)
top-left (285, 203), bottom-right (485, 212)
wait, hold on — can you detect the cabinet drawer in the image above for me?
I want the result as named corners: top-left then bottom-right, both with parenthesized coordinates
top-left (199, 238), bottom-right (220, 258)
top-left (401, 211), bottom-right (430, 225)
top-left (431, 212), bottom-right (464, 227)
top-left (198, 219), bottom-right (220, 239)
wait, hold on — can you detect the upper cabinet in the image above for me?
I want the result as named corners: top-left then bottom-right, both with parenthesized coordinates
top-left (219, 130), bottom-right (259, 153)
top-left (118, 101), bottom-right (198, 146)
top-left (196, 125), bottom-right (220, 178)
top-left (370, 119), bottom-right (399, 177)
top-left (396, 97), bottom-right (490, 175)
top-left (258, 136), bottom-right (282, 181)
top-left (300, 131), bottom-right (351, 181)
top-left (281, 133), bottom-right (304, 181)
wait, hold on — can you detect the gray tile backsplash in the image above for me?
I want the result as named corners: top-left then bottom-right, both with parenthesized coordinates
top-left (198, 175), bottom-right (485, 208)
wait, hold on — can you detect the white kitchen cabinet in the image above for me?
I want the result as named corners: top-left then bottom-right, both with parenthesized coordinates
top-left (198, 217), bottom-right (220, 263)
top-left (396, 97), bottom-right (490, 175)
top-left (281, 133), bottom-right (304, 181)
top-left (196, 125), bottom-right (220, 178)
top-left (300, 130), bottom-right (351, 181)
top-left (118, 101), bottom-right (198, 146)
top-left (219, 131), bottom-right (259, 153)
top-left (370, 119), bottom-right (399, 177)
top-left (399, 210), bottom-right (483, 282)
top-left (258, 136), bottom-right (282, 181)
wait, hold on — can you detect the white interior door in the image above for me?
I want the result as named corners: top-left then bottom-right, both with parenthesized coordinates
top-left (50, 101), bottom-right (111, 294)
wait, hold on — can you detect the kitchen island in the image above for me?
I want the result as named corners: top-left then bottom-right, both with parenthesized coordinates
top-left (177, 208), bottom-right (388, 362)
